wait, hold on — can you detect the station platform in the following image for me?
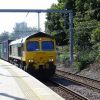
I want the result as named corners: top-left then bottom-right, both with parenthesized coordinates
top-left (0, 59), bottom-right (64, 100)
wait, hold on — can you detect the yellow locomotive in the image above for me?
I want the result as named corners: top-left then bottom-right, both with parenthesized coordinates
top-left (9, 32), bottom-right (56, 78)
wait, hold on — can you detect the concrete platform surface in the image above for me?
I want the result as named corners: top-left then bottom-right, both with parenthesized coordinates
top-left (0, 59), bottom-right (64, 100)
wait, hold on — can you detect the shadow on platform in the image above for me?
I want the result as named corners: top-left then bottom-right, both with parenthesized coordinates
top-left (0, 73), bottom-right (29, 78)
top-left (0, 93), bottom-right (26, 100)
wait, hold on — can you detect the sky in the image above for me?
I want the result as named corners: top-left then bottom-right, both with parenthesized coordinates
top-left (0, 0), bottom-right (58, 34)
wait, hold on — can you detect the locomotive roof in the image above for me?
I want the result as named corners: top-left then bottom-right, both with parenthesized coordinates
top-left (26, 32), bottom-right (54, 39)
top-left (9, 32), bottom-right (54, 45)
top-left (9, 37), bottom-right (27, 45)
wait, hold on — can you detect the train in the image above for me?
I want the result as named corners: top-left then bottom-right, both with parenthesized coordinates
top-left (0, 32), bottom-right (57, 79)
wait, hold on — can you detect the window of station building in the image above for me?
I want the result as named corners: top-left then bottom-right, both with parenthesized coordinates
top-left (42, 41), bottom-right (54, 51)
top-left (27, 41), bottom-right (39, 51)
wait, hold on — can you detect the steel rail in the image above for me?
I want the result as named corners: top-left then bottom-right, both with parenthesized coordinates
top-left (56, 69), bottom-right (100, 92)
top-left (50, 79), bottom-right (88, 100)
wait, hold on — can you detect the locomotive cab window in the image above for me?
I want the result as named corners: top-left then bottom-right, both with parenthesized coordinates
top-left (27, 41), bottom-right (39, 51)
top-left (42, 41), bottom-right (54, 51)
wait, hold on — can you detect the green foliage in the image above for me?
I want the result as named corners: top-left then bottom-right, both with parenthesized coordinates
top-left (75, 50), bottom-right (98, 70)
top-left (74, 19), bottom-right (99, 51)
top-left (75, 0), bottom-right (100, 19)
top-left (64, 0), bottom-right (75, 10)
top-left (46, 0), bottom-right (100, 34)
top-left (56, 46), bottom-right (69, 63)
top-left (72, 61), bottom-right (82, 70)
top-left (54, 31), bottom-right (69, 45)
top-left (0, 31), bottom-right (9, 42)
top-left (75, 31), bottom-right (91, 51)
top-left (92, 42), bottom-right (100, 62)
top-left (92, 42), bottom-right (100, 50)
top-left (57, 52), bottom-right (69, 62)
top-left (75, 0), bottom-right (85, 13)
top-left (96, 54), bottom-right (100, 62)
top-left (91, 28), bottom-right (100, 43)
top-left (46, 0), bottom-right (100, 70)
top-left (75, 23), bottom-right (90, 50)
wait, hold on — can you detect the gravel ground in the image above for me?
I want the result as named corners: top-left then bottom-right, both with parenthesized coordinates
top-left (67, 84), bottom-right (100, 100)
top-left (56, 62), bottom-right (100, 100)
top-left (53, 76), bottom-right (100, 100)
top-left (77, 63), bottom-right (100, 81)
top-left (56, 62), bottom-right (100, 81)
top-left (56, 63), bottom-right (78, 74)
top-left (49, 86), bottom-right (77, 100)
top-left (43, 81), bottom-right (77, 100)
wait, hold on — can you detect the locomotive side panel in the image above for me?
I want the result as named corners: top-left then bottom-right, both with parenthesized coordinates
top-left (9, 43), bottom-right (23, 60)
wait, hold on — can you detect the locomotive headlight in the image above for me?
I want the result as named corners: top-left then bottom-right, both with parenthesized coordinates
top-left (29, 59), bottom-right (34, 63)
top-left (49, 59), bottom-right (54, 62)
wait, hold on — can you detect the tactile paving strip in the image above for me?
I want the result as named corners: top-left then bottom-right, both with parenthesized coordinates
top-left (8, 69), bottom-right (39, 100)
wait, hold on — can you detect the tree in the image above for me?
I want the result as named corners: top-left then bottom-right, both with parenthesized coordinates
top-left (10, 22), bottom-right (38, 40)
top-left (0, 31), bottom-right (9, 42)
top-left (91, 28), bottom-right (100, 43)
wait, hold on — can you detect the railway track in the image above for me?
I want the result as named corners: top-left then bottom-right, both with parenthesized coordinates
top-left (47, 79), bottom-right (88, 100)
top-left (56, 69), bottom-right (100, 92)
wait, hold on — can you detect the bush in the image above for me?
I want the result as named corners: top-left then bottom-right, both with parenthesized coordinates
top-left (96, 54), bottom-right (100, 62)
top-left (92, 43), bottom-right (100, 62)
top-left (91, 28), bottom-right (100, 43)
top-left (75, 50), bottom-right (98, 70)
top-left (92, 42), bottom-right (100, 50)
top-left (72, 61), bottom-right (82, 70)
top-left (59, 54), bottom-right (69, 62)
